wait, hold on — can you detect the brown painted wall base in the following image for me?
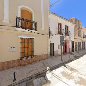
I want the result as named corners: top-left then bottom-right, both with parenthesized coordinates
top-left (0, 54), bottom-right (48, 71)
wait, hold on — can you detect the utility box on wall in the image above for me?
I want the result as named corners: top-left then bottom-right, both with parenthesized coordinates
top-left (8, 47), bottom-right (16, 52)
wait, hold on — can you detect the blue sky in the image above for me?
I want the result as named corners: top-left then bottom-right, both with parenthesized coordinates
top-left (50, 0), bottom-right (86, 27)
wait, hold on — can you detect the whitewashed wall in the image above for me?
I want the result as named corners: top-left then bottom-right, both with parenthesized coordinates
top-left (49, 14), bottom-right (74, 55)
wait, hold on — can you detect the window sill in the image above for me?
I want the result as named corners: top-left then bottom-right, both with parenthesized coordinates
top-left (16, 28), bottom-right (37, 33)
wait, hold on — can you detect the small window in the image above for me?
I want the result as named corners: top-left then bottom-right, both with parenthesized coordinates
top-left (58, 23), bottom-right (62, 35)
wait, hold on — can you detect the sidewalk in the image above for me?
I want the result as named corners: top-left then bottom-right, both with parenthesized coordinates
top-left (0, 50), bottom-right (86, 86)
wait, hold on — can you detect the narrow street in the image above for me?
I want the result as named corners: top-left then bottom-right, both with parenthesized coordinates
top-left (43, 54), bottom-right (86, 86)
top-left (0, 0), bottom-right (86, 86)
top-left (0, 50), bottom-right (86, 86)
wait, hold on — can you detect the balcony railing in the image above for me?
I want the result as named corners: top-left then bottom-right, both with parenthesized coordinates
top-left (16, 17), bottom-right (37, 31)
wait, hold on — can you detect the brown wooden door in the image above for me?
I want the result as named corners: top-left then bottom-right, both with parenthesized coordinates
top-left (21, 38), bottom-right (25, 58)
top-left (72, 41), bottom-right (74, 52)
top-left (28, 39), bottom-right (33, 56)
top-left (21, 38), bottom-right (34, 58)
top-left (25, 39), bottom-right (29, 57)
top-left (21, 9), bottom-right (32, 29)
top-left (63, 41), bottom-right (67, 54)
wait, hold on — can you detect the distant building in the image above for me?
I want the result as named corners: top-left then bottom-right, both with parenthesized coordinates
top-left (0, 0), bottom-right (49, 70)
top-left (49, 13), bottom-right (74, 56)
top-left (82, 28), bottom-right (86, 50)
top-left (70, 18), bottom-right (83, 51)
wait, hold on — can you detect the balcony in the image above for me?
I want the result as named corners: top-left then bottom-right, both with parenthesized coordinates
top-left (16, 17), bottom-right (37, 31)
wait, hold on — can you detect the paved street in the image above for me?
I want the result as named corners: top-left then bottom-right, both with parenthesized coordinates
top-left (43, 54), bottom-right (86, 86)
top-left (0, 50), bottom-right (86, 86)
top-left (0, 0), bottom-right (86, 86)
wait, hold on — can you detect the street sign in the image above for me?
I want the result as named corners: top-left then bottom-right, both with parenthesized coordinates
top-left (60, 36), bottom-right (64, 46)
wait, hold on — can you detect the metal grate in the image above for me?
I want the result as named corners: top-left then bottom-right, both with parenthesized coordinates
top-left (16, 17), bottom-right (37, 31)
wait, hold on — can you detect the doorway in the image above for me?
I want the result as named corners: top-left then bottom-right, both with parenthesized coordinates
top-left (63, 41), bottom-right (67, 54)
top-left (20, 38), bottom-right (34, 58)
top-left (50, 43), bottom-right (54, 56)
top-left (72, 41), bottom-right (74, 52)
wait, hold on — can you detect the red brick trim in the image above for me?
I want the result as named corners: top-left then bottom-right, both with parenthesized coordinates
top-left (0, 54), bottom-right (48, 71)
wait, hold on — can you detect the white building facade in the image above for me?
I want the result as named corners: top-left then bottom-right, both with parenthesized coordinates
top-left (49, 13), bottom-right (74, 56)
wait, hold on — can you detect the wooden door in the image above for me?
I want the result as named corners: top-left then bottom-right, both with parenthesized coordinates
top-left (21, 9), bottom-right (32, 29)
top-left (25, 39), bottom-right (29, 57)
top-left (50, 43), bottom-right (54, 56)
top-left (63, 41), bottom-right (67, 54)
top-left (84, 42), bottom-right (85, 49)
top-left (21, 38), bottom-right (34, 58)
top-left (75, 42), bottom-right (77, 51)
top-left (28, 39), bottom-right (34, 56)
top-left (72, 41), bottom-right (74, 52)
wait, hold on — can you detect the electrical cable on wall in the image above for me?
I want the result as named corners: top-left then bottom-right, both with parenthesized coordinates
top-left (50, 0), bottom-right (62, 8)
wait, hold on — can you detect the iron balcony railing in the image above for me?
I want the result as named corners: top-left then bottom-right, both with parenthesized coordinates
top-left (16, 17), bottom-right (37, 31)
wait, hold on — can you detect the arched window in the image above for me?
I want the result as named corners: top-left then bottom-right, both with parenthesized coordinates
top-left (21, 7), bottom-right (33, 29)
top-left (17, 6), bottom-right (37, 30)
top-left (21, 8), bottom-right (32, 20)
